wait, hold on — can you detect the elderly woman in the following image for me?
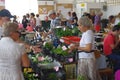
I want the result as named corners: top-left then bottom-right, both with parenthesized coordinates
top-left (77, 16), bottom-right (101, 80)
top-left (0, 22), bottom-right (30, 80)
top-left (70, 16), bottom-right (101, 80)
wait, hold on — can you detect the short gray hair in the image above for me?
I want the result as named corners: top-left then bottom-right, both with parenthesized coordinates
top-left (3, 22), bottom-right (18, 36)
top-left (78, 16), bottom-right (92, 28)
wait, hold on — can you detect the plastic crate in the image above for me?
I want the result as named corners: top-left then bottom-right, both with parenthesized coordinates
top-left (61, 36), bottom-right (80, 45)
top-left (64, 63), bottom-right (77, 79)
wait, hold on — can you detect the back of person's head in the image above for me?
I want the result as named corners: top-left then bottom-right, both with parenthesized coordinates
top-left (30, 13), bottom-right (35, 17)
top-left (68, 11), bottom-right (71, 15)
top-left (109, 15), bottom-right (115, 22)
top-left (112, 25), bottom-right (120, 32)
top-left (72, 12), bottom-right (77, 17)
top-left (3, 22), bottom-right (18, 37)
top-left (36, 14), bottom-right (39, 17)
top-left (82, 13), bottom-right (92, 20)
top-left (23, 15), bottom-right (26, 19)
top-left (26, 13), bottom-right (30, 18)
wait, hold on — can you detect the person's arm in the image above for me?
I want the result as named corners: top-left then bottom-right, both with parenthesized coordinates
top-left (78, 30), bottom-right (94, 52)
top-left (110, 44), bottom-right (115, 49)
top-left (109, 35), bottom-right (120, 49)
top-left (111, 40), bottom-right (120, 49)
top-left (78, 43), bottom-right (92, 52)
top-left (21, 53), bottom-right (30, 67)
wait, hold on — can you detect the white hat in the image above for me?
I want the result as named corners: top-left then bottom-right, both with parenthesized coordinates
top-left (48, 10), bottom-right (56, 16)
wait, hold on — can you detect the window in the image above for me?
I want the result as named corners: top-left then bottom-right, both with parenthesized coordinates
top-left (5, 0), bottom-right (38, 22)
top-left (107, 0), bottom-right (120, 6)
top-left (76, 0), bottom-right (105, 3)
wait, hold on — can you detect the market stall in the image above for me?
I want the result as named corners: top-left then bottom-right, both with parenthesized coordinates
top-left (21, 26), bottom-right (81, 80)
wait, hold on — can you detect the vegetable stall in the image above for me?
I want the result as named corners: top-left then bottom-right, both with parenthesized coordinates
top-left (21, 26), bottom-right (81, 80)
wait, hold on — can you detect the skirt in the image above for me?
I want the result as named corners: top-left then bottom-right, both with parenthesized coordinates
top-left (77, 58), bottom-right (101, 80)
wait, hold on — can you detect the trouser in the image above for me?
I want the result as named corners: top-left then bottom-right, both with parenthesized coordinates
top-left (77, 58), bottom-right (101, 80)
top-left (107, 54), bottom-right (120, 72)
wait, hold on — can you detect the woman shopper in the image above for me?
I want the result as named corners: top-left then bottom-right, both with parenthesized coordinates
top-left (0, 22), bottom-right (30, 80)
top-left (70, 16), bottom-right (101, 80)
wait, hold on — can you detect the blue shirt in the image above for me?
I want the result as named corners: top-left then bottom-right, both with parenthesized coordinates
top-left (50, 18), bottom-right (61, 29)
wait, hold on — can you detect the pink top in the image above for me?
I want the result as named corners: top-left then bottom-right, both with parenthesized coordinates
top-left (26, 26), bottom-right (33, 32)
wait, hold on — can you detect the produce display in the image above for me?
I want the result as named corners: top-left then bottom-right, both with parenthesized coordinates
top-left (29, 52), bottom-right (53, 65)
top-left (21, 26), bottom-right (80, 80)
top-left (26, 50), bottom-right (65, 80)
top-left (23, 68), bottom-right (39, 80)
top-left (52, 47), bottom-right (68, 56)
top-left (77, 75), bottom-right (87, 80)
top-left (54, 27), bottom-right (81, 38)
top-left (61, 36), bottom-right (80, 45)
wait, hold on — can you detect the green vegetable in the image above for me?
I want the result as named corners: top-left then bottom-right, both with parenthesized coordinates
top-left (54, 28), bottom-right (72, 38)
top-left (52, 47), bottom-right (68, 56)
top-left (44, 42), bottom-right (53, 50)
top-left (24, 72), bottom-right (39, 80)
top-left (54, 27), bottom-right (82, 37)
top-left (48, 73), bottom-right (58, 80)
top-left (77, 75), bottom-right (87, 80)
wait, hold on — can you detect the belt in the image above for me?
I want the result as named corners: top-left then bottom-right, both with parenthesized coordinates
top-left (77, 50), bottom-right (94, 53)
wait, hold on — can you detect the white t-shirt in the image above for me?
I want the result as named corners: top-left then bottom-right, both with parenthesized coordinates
top-left (78, 30), bottom-right (95, 58)
top-left (0, 37), bottom-right (25, 80)
top-left (36, 17), bottom-right (41, 26)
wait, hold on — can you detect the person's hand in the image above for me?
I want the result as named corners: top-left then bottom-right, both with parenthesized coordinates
top-left (68, 44), bottom-right (76, 53)
top-left (68, 49), bottom-right (73, 53)
top-left (69, 44), bottom-right (76, 50)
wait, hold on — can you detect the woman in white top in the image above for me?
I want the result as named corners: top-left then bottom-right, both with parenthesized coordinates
top-left (0, 22), bottom-right (30, 80)
top-left (70, 16), bottom-right (101, 80)
top-left (78, 16), bottom-right (101, 80)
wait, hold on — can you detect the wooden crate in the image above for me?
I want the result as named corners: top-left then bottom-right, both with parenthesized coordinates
top-left (64, 63), bottom-right (77, 79)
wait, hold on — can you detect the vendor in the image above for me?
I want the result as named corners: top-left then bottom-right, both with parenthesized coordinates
top-left (48, 10), bottom-right (61, 29)
top-left (48, 10), bottom-right (61, 34)
top-left (44, 10), bottom-right (61, 39)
